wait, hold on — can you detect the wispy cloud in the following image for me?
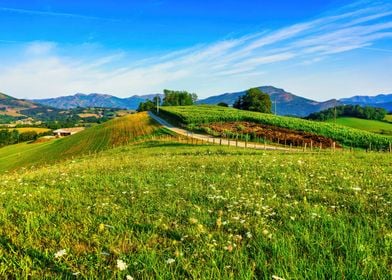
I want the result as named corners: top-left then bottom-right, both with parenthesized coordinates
top-left (0, 0), bottom-right (391, 99)
top-left (0, 6), bottom-right (118, 21)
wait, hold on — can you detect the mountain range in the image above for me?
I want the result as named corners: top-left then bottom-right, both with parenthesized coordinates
top-left (20, 86), bottom-right (392, 117)
top-left (32, 93), bottom-right (161, 110)
top-left (340, 94), bottom-right (392, 112)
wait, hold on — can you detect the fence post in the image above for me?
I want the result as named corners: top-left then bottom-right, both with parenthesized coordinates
top-left (220, 138), bottom-right (222, 145)
top-left (264, 138), bottom-right (266, 150)
top-left (310, 140), bottom-right (313, 152)
top-left (333, 142), bottom-right (336, 152)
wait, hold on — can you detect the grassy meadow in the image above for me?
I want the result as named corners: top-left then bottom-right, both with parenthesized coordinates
top-left (0, 140), bottom-right (391, 279)
top-left (327, 117), bottom-right (392, 136)
top-left (0, 112), bottom-right (391, 279)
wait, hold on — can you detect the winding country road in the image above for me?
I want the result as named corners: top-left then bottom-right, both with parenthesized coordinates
top-left (148, 112), bottom-right (290, 151)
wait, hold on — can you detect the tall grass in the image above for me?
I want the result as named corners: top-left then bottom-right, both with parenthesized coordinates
top-left (0, 142), bottom-right (390, 279)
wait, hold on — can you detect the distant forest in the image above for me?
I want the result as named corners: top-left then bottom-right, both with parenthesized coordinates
top-left (307, 105), bottom-right (387, 121)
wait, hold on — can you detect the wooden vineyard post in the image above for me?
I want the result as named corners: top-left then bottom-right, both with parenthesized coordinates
top-left (289, 143), bottom-right (292, 151)
top-left (236, 138), bottom-right (238, 147)
top-left (245, 136), bottom-right (248, 148)
top-left (220, 138), bottom-right (222, 145)
top-left (319, 143), bottom-right (322, 152)
top-left (333, 142), bottom-right (336, 152)
top-left (389, 142), bottom-right (391, 153)
top-left (310, 140), bottom-right (313, 152)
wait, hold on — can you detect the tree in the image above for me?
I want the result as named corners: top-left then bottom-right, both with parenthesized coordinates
top-left (233, 88), bottom-right (272, 113)
top-left (217, 102), bottom-right (229, 107)
top-left (162, 90), bottom-right (197, 106)
top-left (137, 100), bottom-right (155, 112)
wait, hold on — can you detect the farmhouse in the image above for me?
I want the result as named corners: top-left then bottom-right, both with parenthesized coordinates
top-left (53, 127), bottom-right (85, 137)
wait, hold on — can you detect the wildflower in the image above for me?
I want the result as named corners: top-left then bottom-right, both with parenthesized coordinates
top-left (189, 218), bottom-right (198, 224)
top-left (216, 217), bottom-right (222, 228)
top-left (116, 259), bottom-right (128, 271)
top-left (54, 249), bottom-right (66, 258)
top-left (166, 258), bottom-right (175, 265)
top-left (352, 187), bottom-right (361, 191)
top-left (126, 276), bottom-right (134, 280)
top-left (246, 232), bottom-right (252, 239)
top-left (98, 223), bottom-right (105, 232)
top-left (272, 276), bottom-right (285, 280)
top-left (225, 244), bottom-right (233, 252)
top-left (262, 229), bottom-right (269, 236)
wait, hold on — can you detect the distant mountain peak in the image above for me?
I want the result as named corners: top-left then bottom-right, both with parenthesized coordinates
top-left (197, 85), bottom-right (338, 117)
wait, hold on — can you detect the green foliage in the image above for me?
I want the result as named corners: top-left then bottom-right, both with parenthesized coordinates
top-left (162, 89), bottom-right (197, 106)
top-left (0, 129), bottom-right (48, 147)
top-left (159, 105), bottom-right (392, 149)
top-left (0, 142), bottom-right (390, 278)
top-left (307, 105), bottom-right (387, 121)
top-left (233, 88), bottom-right (272, 113)
top-left (217, 102), bottom-right (229, 107)
top-left (137, 100), bottom-right (155, 112)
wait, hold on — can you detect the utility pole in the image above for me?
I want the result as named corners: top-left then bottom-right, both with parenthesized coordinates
top-left (334, 99), bottom-right (337, 124)
top-left (274, 98), bottom-right (277, 115)
top-left (156, 95), bottom-right (160, 114)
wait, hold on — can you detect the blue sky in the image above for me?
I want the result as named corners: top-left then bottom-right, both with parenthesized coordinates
top-left (0, 0), bottom-right (391, 100)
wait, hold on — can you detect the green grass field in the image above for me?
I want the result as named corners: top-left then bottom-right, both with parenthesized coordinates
top-left (0, 141), bottom-right (391, 279)
top-left (385, 114), bottom-right (392, 123)
top-left (0, 112), bottom-right (164, 172)
top-left (327, 117), bottom-right (392, 136)
top-left (1, 112), bottom-right (391, 279)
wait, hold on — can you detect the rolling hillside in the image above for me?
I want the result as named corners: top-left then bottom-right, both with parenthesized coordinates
top-left (159, 105), bottom-right (391, 149)
top-left (197, 86), bottom-right (339, 117)
top-left (327, 117), bottom-right (392, 136)
top-left (0, 112), bottom-right (164, 171)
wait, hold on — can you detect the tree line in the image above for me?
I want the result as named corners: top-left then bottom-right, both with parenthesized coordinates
top-left (137, 90), bottom-right (198, 111)
top-left (0, 129), bottom-right (51, 148)
top-left (137, 88), bottom-right (273, 114)
top-left (307, 105), bottom-right (387, 121)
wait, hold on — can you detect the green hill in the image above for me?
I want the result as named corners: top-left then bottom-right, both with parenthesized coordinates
top-left (0, 112), bottom-right (164, 171)
top-left (159, 105), bottom-right (391, 149)
top-left (327, 117), bottom-right (392, 136)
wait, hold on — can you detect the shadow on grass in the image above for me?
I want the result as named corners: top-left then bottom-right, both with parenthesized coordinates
top-left (0, 235), bottom-right (74, 277)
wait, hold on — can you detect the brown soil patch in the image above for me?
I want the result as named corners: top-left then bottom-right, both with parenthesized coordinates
top-left (204, 121), bottom-right (340, 148)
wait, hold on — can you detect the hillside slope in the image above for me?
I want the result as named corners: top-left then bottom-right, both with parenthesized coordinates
top-left (327, 117), bottom-right (392, 136)
top-left (197, 86), bottom-right (339, 117)
top-left (0, 112), bottom-right (163, 171)
top-left (159, 105), bottom-right (391, 149)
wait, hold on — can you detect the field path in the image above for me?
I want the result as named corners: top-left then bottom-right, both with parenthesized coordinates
top-left (149, 112), bottom-right (290, 151)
